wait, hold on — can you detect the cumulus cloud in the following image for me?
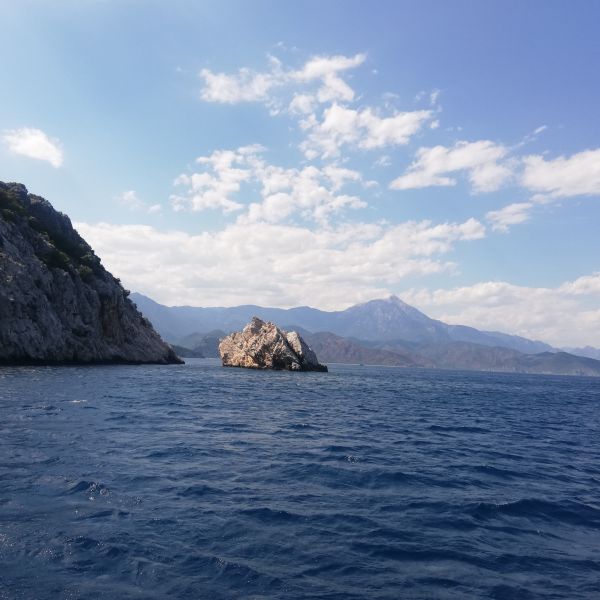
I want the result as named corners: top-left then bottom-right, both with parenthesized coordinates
top-left (199, 52), bottom-right (435, 160)
top-left (300, 103), bottom-right (432, 159)
top-left (241, 164), bottom-right (366, 226)
top-left (172, 145), bottom-right (367, 224)
top-left (484, 148), bottom-right (600, 232)
top-left (559, 272), bottom-right (600, 295)
top-left (402, 273), bottom-right (600, 347)
top-left (289, 93), bottom-right (316, 114)
top-left (2, 127), bottom-right (63, 168)
top-left (117, 190), bottom-right (162, 214)
top-left (75, 216), bottom-right (485, 310)
top-left (521, 148), bottom-right (600, 197)
top-left (291, 53), bottom-right (366, 103)
top-left (390, 140), bottom-right (512, 193)
top-left (199, 53), bottom-right (365, 106)
top-left (199, 67), bottom-right (277, 103)
top-left (486, 201), bottom-right (534, 232)
top-left (171, 145), bottom-right (263, 213)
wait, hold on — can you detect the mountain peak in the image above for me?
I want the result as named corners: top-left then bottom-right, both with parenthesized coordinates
top-left (356, 294), bottom-right (410, 309)
top-left (387, 294), bottom-right (408, 305)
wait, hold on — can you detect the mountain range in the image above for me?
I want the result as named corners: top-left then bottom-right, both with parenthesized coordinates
top-left (130, 292), bottom-right (600, 376)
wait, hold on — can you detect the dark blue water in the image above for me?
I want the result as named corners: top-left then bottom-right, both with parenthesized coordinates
top-left (1, 360), bottom-right (600, 599)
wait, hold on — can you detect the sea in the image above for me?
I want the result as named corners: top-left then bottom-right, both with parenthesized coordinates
top-left (1, 359), bottom-right (599, 599)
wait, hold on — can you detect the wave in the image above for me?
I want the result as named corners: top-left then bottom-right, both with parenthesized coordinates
top-left (468, 498), bottom-right (600, 528)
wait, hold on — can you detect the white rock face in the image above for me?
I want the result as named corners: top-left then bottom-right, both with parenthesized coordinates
top-left (0, 182), bottom-right (182, 364)
top-left (219, 317), bottom-right (327, 372)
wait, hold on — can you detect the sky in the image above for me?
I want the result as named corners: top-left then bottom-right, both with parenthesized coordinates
top-left (1, 0), bottom-right (600, 347)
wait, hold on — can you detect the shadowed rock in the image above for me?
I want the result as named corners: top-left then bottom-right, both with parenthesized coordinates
top-left (219, 317), bottom-right (327, 372)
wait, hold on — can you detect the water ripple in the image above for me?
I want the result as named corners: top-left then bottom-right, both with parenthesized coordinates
top-left (0, 360), bottom-right (599, 599)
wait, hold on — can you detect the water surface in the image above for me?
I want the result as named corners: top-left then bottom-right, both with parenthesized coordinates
top-left (1, 360), bottom-right (599, 599)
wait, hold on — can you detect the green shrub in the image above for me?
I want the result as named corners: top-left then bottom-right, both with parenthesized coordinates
top-left (1, 208), bottom-right (16, 222)
top-left (0, 190), bottom-right (26, 215)
top-left (43, 249), bottom-right (71, 270)
top-left (77, 264), bottom-right (94, 282)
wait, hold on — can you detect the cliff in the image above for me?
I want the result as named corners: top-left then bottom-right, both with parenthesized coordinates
top-left (0, 182), bottom-right (182, 364)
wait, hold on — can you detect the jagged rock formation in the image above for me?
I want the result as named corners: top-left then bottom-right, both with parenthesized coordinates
top-left (219, 317), bottom-right (327, 372)
top-left (0, 182), bottom-right (182, 365)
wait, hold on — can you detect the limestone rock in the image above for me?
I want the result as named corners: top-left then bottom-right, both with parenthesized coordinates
top-left (0, 181), bottom-right (183, 365)
top-left (219, 317), bottom-right (327, 372)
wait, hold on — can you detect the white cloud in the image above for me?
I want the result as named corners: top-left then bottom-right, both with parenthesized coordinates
top-left (75, 216), bottom-right (485, 310)
top-left (198, 53), bottom-right (434, 161)
top-left (241, 164), bottom-right (366, 226)
top-left (172, 145), bottom-right (367, 224)
top-left (486, 201), bottom-right (534, 232)
top-left (293, 53), bottom-right (365, 81)
top-left (301, 103), bottom-right (432, 159)
top-left (3, 127), bottom-right (63, 168)
top-left (559, 272), bottom-right (600, 295)
top-left (199, 53), bottom-right (365, 106)
top-left (199, 67), bottom-right (278, 103)
top-left (374, 155), bottom-right (392, 167)
top-left (522, 149), bottom-right (600, 197)
top-left (429, 89), bottom-right (441, 105)
top-left (171, 146), bottom-right (262, 213)
top-left (482, 148), bottom-right (600, 233)
top-left (482, 149), bottom-right (600, 232)
top-left (402, 273), bottom-right (600, 347)
top-left (117, 190), bottom-right (162, 214)
top-left (118, 190), bottom-right (145, 210)
top-left (292, 53), bottom-right (366, 103)
top-left (390, 140), bottom-right (512, 193)
top-left (415, 89), bottom-right (441, 106)
top-left (289, 93), bottom-right (316, 114)
top-left (513, 125), bottom-right (548, 149)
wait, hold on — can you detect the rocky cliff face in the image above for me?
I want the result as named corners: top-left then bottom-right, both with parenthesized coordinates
top-left (219, 317), bottom-right (327, 372)
top-left (0, 182), bottom-right (182, 364)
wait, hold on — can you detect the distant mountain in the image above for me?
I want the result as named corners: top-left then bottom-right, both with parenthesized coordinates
top-left (170, 344), bottom-right (204, 358)
top-left (408, 343), bottom-right (600, 377)
top-left (130, 293), bottom-right (326, 342)
top-left (303, 333), bottom-right (600, 377)
top-left (302, 331), bottom-right (433, 368)
top-left (132, 293), bottom-right (600, 377)
top-left (563, 346), bottom-right (600, 361)
top-left (131, 293), bottom-right (553, 354)
top-left (178, 330), bottom-right (225, 358)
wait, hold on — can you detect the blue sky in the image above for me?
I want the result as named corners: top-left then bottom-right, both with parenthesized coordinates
top-left (1, 0), bottom-right (599, 345)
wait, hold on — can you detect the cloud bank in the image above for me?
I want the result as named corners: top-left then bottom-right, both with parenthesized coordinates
top-left (76, 217), bottom-right (484, 310)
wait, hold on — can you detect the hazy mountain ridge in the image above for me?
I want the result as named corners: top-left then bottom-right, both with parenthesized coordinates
top-left (131, 293), bottom-right (556, 353)
top-left (131, 293), bottom-right (600, 376)
top-left (562, 346), bottom-right (600, 361)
